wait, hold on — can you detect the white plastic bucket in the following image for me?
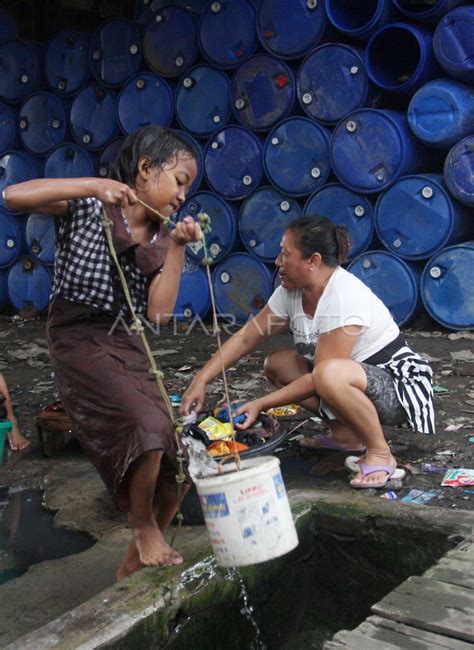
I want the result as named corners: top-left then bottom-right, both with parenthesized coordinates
top-left (194, 456), bottom-right (299, 567)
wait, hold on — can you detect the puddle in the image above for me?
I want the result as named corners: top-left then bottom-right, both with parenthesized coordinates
top-left (0, 486), bottom-right (94, 584)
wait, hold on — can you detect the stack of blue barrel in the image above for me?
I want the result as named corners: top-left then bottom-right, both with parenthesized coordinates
top-left (0, 0), bottom-right (472, 330)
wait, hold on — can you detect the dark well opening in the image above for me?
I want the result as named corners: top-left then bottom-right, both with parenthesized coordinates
top-left (0, 487), bottom-right (95, 584)
top-left (113, 503), bottom-right (452, 650)
top-left (367, 27), bottom-right (421, 88)
top-left (327, 0), bottom-right (380, 31)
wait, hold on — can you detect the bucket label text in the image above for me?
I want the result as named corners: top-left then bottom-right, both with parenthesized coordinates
top-left (200, 492), bottom-right (230, 518)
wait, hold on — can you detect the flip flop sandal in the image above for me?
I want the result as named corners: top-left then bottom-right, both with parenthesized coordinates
top-left (349, 463), bottom-right (401, 489)
top-left (344, 455), bottom-right (406, 480)
top-left (299, 433), bottom-right (366, 453)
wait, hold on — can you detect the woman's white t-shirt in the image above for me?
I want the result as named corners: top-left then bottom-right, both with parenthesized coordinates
top-left (267, 267), bottom-right (399, 363)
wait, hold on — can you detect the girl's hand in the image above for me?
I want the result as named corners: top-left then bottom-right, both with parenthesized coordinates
top-left (180, 377), bottom-right (206, 416)
top-left (171, 216), bottom-right (202, 246)
top-left (234, 399), bottom-right (264, 430)
top-left (96, 179), bottom-right (137, 208)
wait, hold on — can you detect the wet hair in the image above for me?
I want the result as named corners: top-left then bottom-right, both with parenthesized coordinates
top-left (287, 215), bottom-right (350, 266)
top-left (109, 125), bottom-right (196, 188)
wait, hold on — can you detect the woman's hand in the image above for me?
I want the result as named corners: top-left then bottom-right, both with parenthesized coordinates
top-left (96, 179), bottom-right (137, 208)
top-left (180, 376), bottom-right (206, 416)
top-left (234, 399), bottom-right (264, 430)
top-left (171, 216), bottom-right (202, 246)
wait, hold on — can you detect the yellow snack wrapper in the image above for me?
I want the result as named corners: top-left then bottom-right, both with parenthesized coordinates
top-left (198, 416), bottom-right (233, 441)
top-left (265, 404), bottom-right (301, 417)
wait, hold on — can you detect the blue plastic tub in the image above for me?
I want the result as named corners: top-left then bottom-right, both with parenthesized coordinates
top-left (365, 23), bottom-right (440, 94)
top-left (117, 73), bottom-right (173, 135)
top-left (304, 184), bottom-right (374, 260)
top-left (174, 261), bottom-right (211, 321)
top-left (45, 144), bottom-right (95, 179)
top-left (177, 191), bottom-right (237, 266)
top-left (375, 174), bottom-right (473, 261)
top-left (0, 151), bottom-right (43, 210)
top-left (198, 0), bottom-right (257, 69)
top-left (239, 186), bottom-right (301, 263)
top-left (204, 126), bottom-right (263, 200)
top-left (89, 19), bottom-right (142, 87)
top-left (96, 137), bottom-right (125, 178)
top-left (175, 65), bottom-right (231, 138)
top-left (392, 0), bottom-right (466, 22)
top-left (45, 30), bottom-right (90, 96)
top-left (326, 0), bottom-right (399, 40)
top-left (348, 250), bottom-right (421, 326)
top-left (330, 109), bottom-right (425, 194)
top-left (19, 92), bottom-right (69, 157)
top-left (421, 242), bottom-right (474, 330)
top-left (0, 101), bottom-right (18, 152)
top-left (70, 84), bottom-right (118, 151)
top-left (143, 5), bottom-right (198, 78)
top-left (297, 43), bottom-right (375, 126)
top-left (408, 78), bottom-right (474, 150)
top-left (264, 117), bottom-right (331, 197)
top-left (0, 40), bottom-right (43, 103)
top-left (7, 257), bottom-right (52, 313)
top-left (257, 0), bottom-right (327, 59)
top-left (444, 135), bottom-right (474, 207)
top-left (231, 54), bottom-right (295, 132)
top-left (0, 209), bottom-right (22, 269)
top-left (0, 9), bottom-right (18, 44)
top-left (212, 252), bottom-right (273, 325)
top-left (434, 6), bottom-right (474, 84)
top-left (0, 269), bottom-right (8, 309)
top-left (25, 213), bottom-right (56, 265)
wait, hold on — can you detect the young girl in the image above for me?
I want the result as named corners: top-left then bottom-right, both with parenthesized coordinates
top-left (4, 126), bottom-right (202, 580)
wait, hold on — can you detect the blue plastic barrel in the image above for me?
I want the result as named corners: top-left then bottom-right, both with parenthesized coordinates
top-left (177, 191), bottom-right (237, 265)
top-left (25, 213), bottom-right (56, 265)
top-left (366, 23), bottom-right (440, 94)
top-left (96, 137), bottom-right (125, 178)
top-left (70, 84), bottom-right (118, 151)
top-left (434, 6), bottom-right (474, 84)
top-left (0, 269), bottom-right (8, 309)
top-left (297, 43), bottom-right (375, 126)
top-left (0, 209), bottom-right (22, 268)
top-left (444, 135), bottom-right (474, 207)
top-left (204, 126), bottom-right (263, 200)
top-left (175, 65), bottom-right (231, 138)
top-left (143, 6), bottom-right (198, 78)
top-left (198, 0), bottom-right (257, 69)
top-left (45, 30), bottom-right (90, 96)
top-left (257, 0), bottom-right (327, 59)
top-left (408, 79), bottom-right (474, 150)
top-left (330, 109), bottom-right (424, 194)
top-left (174, 130), bottom-right (203, 195)
top-left (175, 260), bottom-right (211, 321)
top-left (304, 184), bottom-right (374, 260)
top-left (7, 257), bottom-right (52, 313)
top-left (348, 251), bottom-right (421, 325)
top-left (0, 101), bottom-right (18, 152)
top-left (0, 151), bottom-right (42, 210)
top-left (326, 0), bottom-right (398, 40)
top-left (89, 19), bottom-right (142, 87)
top-left (0, 41), bottom-right (43, 103)
top-left (375, 174), bottom-right (472, 261)
top-left (136, 0), bottom-right (210, 22)
top-left (239, 187), bottom-right (301, 262)
top-left (19, 92), bottom-right (69, 157)
top-left (421, 242), bottom-right (474, 330)
top-left (231, 55), bottom-right (295, 132)
top-left (0, 9), bottom-right (18, 44)
top-left (117, 73), bottom-right (173, 135)
top-left (264, 117), bottom-right (331, 197)
top-left (393, 0), bottom-right (466, 22)
top-left (45, 144), bottom-right (95, 179)
top-left (212, 253), bottom-right (273, 324)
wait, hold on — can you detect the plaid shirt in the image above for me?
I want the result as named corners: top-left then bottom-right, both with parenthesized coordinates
top-left (52, 197), bottom-right (170, 317)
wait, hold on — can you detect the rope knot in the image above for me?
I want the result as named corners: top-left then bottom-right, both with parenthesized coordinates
top-left (150, 368), bottom-right (164, 380)
top-left (130, 319), bottom-right (144, 333)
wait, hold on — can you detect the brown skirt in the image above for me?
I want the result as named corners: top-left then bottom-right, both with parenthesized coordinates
top-left (46, 296), bottom-right (189, 511)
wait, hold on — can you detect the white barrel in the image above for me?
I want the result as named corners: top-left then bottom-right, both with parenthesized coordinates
top-left (194, 456), bottom-right (298, 567)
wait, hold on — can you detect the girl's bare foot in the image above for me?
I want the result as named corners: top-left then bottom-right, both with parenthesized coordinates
top-left (8, 422), bottom-right (30, 451)
top-left (116, 541), bottom-right (142, 581)
top-left (133, 524), bottom-right (183, 568)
